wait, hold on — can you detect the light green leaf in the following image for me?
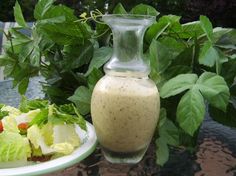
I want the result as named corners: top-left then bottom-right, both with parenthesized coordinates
top-left (160, 74), bottom-right (198, 98)
top-left (199, 41), bottom-right (219, 67)
top-left (18, 77), bottom-right (29, 95)
top-left (113, 3), bottom-right (127, 14)
top-left (196, 72), bottom-right (230, 112)
top-left (14, 1), bottom-right (28, 27)
top-left (130, 4), bottom-right (159, 16)
top-left (42, 5), bottom-right (77, 21)
top-left (68, 86), bottom-right (92, 115)
top-left (181, 21), bottom-right (204, 38)
top-left (155, 137), bottom-right (169, 166)
top-left (177, 88), bottom-right (205, 136)
top-left (200, 15), bottom-right (213, 42)
top-left (85, 47), bottom-right (112, 76)
top-left (34, 0), bottom-right (55, 20)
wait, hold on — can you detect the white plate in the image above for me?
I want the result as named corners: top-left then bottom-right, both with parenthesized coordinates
top-left (0, 122), bottom-right (97, 176)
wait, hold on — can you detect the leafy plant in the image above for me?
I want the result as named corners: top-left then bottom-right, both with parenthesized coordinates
top-left (0, 0), bottom-right (235, 166)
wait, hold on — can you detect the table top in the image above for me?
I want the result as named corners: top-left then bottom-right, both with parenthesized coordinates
top-left (0, 78), bottom-right (236, 176)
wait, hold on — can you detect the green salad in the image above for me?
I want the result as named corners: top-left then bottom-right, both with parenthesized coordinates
top-left (0, 97), bottom-right (86, 168)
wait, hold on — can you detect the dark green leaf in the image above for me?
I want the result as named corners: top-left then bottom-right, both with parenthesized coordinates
top-left (159, 118), bottom-right (179, 146)
top-left (145, 21), bottom-right (170, 43)
top-left (14, 1), bottom-right (28, 27)
top-left (113, 3), bottom-right (127, 14)
top-left (0, 55), bottom-right (15, 66)
top-left (40, 22), bottom-right (90, 45)
top-left (130, 4), bottom-right (159, 16)
top-left (62, 41), bottom-right (93, 70)
top-left (88, 68), bottom-right (103, 89)
top-left (149, 40), bottom-right (174, 78)
top-left (196, 72), bottom-right (230, 112)
top-left (34, 0), bottom-right (55, 20)
top-left (177, 88), bottom-right (205, 136)
top-left (18, 77), bottom-right (29, 95)
top-left (221, 59), bottom-right (236, 86)
top-left (200, 15), bottom-right (213, 42)
top-left (68, 86), bottom-right (92, 115)
top-left (19, 42), bottom-right (34, 63)
top-left (30, 45), bottom-right (41, 67)
top-left (209, 102), bottom-right (236, 128)
top-left (85, 47), bottom-right (112, 76)
top-left (155, 137), bottom-right (169, 166)
top-left (160, 74), bottom-right (198, 98)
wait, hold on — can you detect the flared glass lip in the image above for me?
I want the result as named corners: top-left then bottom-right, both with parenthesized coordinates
top-left (102, 14), bottom-right (156, 26)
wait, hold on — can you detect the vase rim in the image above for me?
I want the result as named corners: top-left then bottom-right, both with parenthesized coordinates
top-left (102, 14), bottom-right (155, 25)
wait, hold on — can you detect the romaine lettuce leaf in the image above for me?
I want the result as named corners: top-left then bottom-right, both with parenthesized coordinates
top-left (1, 106), bottom-right (21, 117)
top-left (27, 125), bottom-right (54, 155)
top-left (0, 132), bottom-right (28, 168)
top-left (2, 116), bottom-right (19, 133)
top-left (51, 143), bottom-right (74, 155)
top-left (15, 109), bottom-right (41, 125)
top-left (53, 124), bottom-right (81, 147)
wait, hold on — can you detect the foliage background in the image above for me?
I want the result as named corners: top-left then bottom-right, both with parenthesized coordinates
top-left (0, 0), bottom-right (235, 27)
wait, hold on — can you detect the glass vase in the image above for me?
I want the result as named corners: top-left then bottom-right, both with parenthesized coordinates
top-left (91, 14), bottom-right (160, 164)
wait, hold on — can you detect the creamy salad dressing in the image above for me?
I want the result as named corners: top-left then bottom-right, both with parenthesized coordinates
top-left (91, 75), bottom-right (160, 153)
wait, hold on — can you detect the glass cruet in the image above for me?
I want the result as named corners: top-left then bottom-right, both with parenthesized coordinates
top-left (91, 14), bottom-right (160, 164)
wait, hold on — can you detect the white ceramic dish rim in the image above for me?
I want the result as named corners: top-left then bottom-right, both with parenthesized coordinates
top-left (0, 122), bottom-right (97, 176)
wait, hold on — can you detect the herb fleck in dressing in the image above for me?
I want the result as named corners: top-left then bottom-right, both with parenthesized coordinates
top-left (91, 75), bottom-right (160, 153)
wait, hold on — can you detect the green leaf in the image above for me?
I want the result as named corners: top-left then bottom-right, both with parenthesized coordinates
top-left (160, 74), bottom-right (198, 98)
top-left (19, 42), bottom-right (34, 63)
top-left (145, 21), bottom-right (170, 43)
top-left (159, 118), bottom-right (179, 146)
top-left (221, 59), bottom-right (236, 86)
top-left (34, 0), bottom-right (55, 20)
top-left (62, 41), bottom-right (94, 70)
top-left (18, 77), bottom-right (29, 95)
top-left (149, 40), bottom-right (174, 76)
top-left (199, 41), bottom-right (219, 67)
top-left (200, 15), bottom-right (213, 42)
top-left (42, 5), bottom-right (77, 21)
top-left (30, 45), bottom-right (41, 67)
top-left (13, 1), bottom-right (28, 27)
top-left (209, 102), bottom-right (236, 128)
top-left (19, 96), bottom-right (49, 113)
top-left (0, 55), bottom-right (15, 66)
top-left (130, 4), bottom-right (159, 16)
top-left (113, 3), bottom-right (127, 14)
top-left (155, 137), bottom-right (169, 166)
top-left (88, 68), bottom-right (103, 89)
top-left (177, 88), bottom-right (206, 136)
top-left (181, 21), bottom-right (204, 38)
top-left (68, 86), bottom-right (92, 115)
top-left (85, 47), bottom-right (112, 76)
top-left (196, 72), bottom-right (230, 112)
top-left (39, 22), bottom-right (90, 45)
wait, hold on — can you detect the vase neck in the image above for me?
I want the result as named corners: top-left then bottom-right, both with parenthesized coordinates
top-left (102, 15), bottom-right (155, 78)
